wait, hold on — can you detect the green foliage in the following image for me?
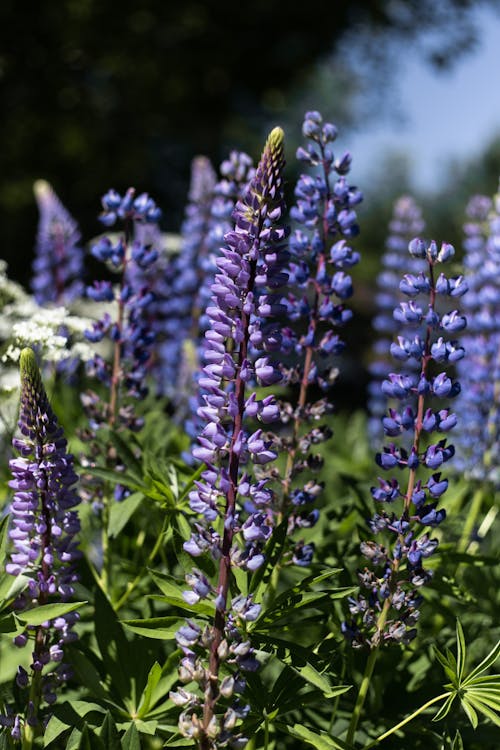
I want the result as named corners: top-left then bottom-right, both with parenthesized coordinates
top-left (433, 620), bottom-right (500, 729)
top-left (1, 379), bottom-right (499, 749)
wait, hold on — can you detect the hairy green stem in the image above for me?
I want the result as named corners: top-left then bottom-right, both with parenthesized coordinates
top-left (361, 692), bottom-right (450, 749)
top-left (328, 655), bottom-right (346, 733)
top-left (345, 647), bottom-right (379, 746)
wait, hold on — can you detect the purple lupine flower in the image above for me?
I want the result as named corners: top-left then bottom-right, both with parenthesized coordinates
top-left (343, 238), bottom-right (466, 649)
top-left (367, 196), bottom-right (426, 445)
top-left (265, 110), bottom-right (362, 564)
top-left (178, 152), bottom-right (255, 442)
top-left (2, 348), bottom-right (81, 735)
top-left (455, 190), bottom-right (500, 485)
top-left (195, 151), bottom-right (255, 337)
top-left (31, 180), bottom-right (85, 305)
top-left (175, 127), bottom-right (288, 748)
top-left (83, 187), bottom-right (162, 430)
top-left (156, 156), bottom-right (217, 399)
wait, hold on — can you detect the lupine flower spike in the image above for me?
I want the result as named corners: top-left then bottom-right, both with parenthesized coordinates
top-left (344, 238), bottom-right (467, 649)
top-left (81, 189), bottom-right (162, 578)
top-left (158, 157), bottom-right (216, 397)
top-left (265, 110), bottom-right (362, 569)
top-left (1, 348), bottom-right (81, 742)
top-left (84, 188), bottom-right (162, 431)
top-left (368, 196), bottom-right (426, 445)
top-left (31, 180), bottom-right (84, 305)
top-left (456, 191), bottom-right (500, 486)
top-left (174, 127), bottom-right (288, 749)
top-left (183, 151), bottom-right (254, 441)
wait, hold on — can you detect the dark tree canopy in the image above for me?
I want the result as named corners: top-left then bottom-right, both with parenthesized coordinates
top-left (0, 0), bottom-right (495, 282)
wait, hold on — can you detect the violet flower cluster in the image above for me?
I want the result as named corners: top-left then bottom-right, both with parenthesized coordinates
top-left (162, 152), bottom-right (254, 411)
top-left (343, 238), bottom-right (467, 648)
top-left (31, 180), bottom-right (84, 305)
top-left (1, 348), bottom-right (81, 739)
top-left (173, 128), bottom-right (288, 749)
top-left (194, 151), bottom-right (255, 337)
top-left (367, 196), bottom-right (426, 444)
top-left (157, 157), bottom-right (217, 398)
top-left (268, 110), bottom-right (362, 564)
top-left (84, 187), bottom-right (161, 430)
top-left (455, 191), bottom-right (500, 484)
top-left (183, 151), bottom-right (255, 441)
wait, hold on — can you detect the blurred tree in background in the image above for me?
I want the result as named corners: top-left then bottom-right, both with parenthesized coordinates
top-left (1, 0), bottom-right (498, 285)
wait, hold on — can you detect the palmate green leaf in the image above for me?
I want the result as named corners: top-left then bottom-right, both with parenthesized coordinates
top-left (264, 664), bottom-right (304, 711)
top-left (66, 646), bottom-right (110, 702)
top-left (292, 662), bottom-right (351, 699)
top-left (467, 680), bottom-right (500, 694)
top-left (460, 697), bottom-right (479, 728)
top-left (121, 722), bottom-right (141, 750)
top-left (45, 715), bottom-right (71, 747)
top-left (65, 727), bottom-right (82, 750)
top-left (144, 650), bottom-right (180, 716)
top-left (451, 730), bottom-right (464, 750)
top-left (466, 696), bottom-right (500, 727)
top-left (128, 719), bottom-right (158, 736)
top-left (176, 461), bottom-right (205, 504)
top-left (0, 572), bottom-right (30, 611)
top-left (434, 622), bottom-right (500, 729)
top-left (285, 722), bottom-right (349, 750)
top-left (136, 662), bottom-right (162, 718)
top-left (148, 593), bottom-right (214, 618)
top-left (44, 701), bottom-right (108, 746)
top-left (467, 683), bottom-right (500, 708)
top-left (99, 712), bottom-right (121, 750)
top-left (466, 688), bottom-right (500, 711)
top-left (254, 633), bottom-right (324, 664)
top-left (17, 601), bottom-right (85, 628)
top-left (78, 724), bottom-right (105, 750)
top-left (432, 693), bottom-right (457, 722)
top-left (433, 647), bottom-right (457, 685)
top-left (256, 582), bottom-right (356, 631)
top-left (108, 492), bottom-right (144, 538)
top-left (122, 616), bottom-right (184, 640)
top-left (144, 459), bottom-right (178, 506)
top-left (462, 638), bottom-right (500, 684)
top-left (455, 619), bottom-right (467, 682)
top-left (94, 588), bottom-right (132, 702)
top-left (161, 736), bottom-right (196, 747)
top-left (0, 612), bottom-right (22, 637)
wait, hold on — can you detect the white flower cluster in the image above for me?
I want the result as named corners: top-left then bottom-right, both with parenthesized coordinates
top-left (2, 307), bottom-right (95, 365)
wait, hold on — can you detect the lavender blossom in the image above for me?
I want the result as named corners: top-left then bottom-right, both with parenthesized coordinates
top-left (343, 237), bottom-right (466, 648)
top-left (31, 180), bottom-right (84, 305)
top-left (455, 191), bottom-right (500, 485)
top-left (2, 348), bottom-right (81, 737)
top-left (176, 127), bottom-right (288, 749)
top-left (367, 196), bottom-right (426, 444)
